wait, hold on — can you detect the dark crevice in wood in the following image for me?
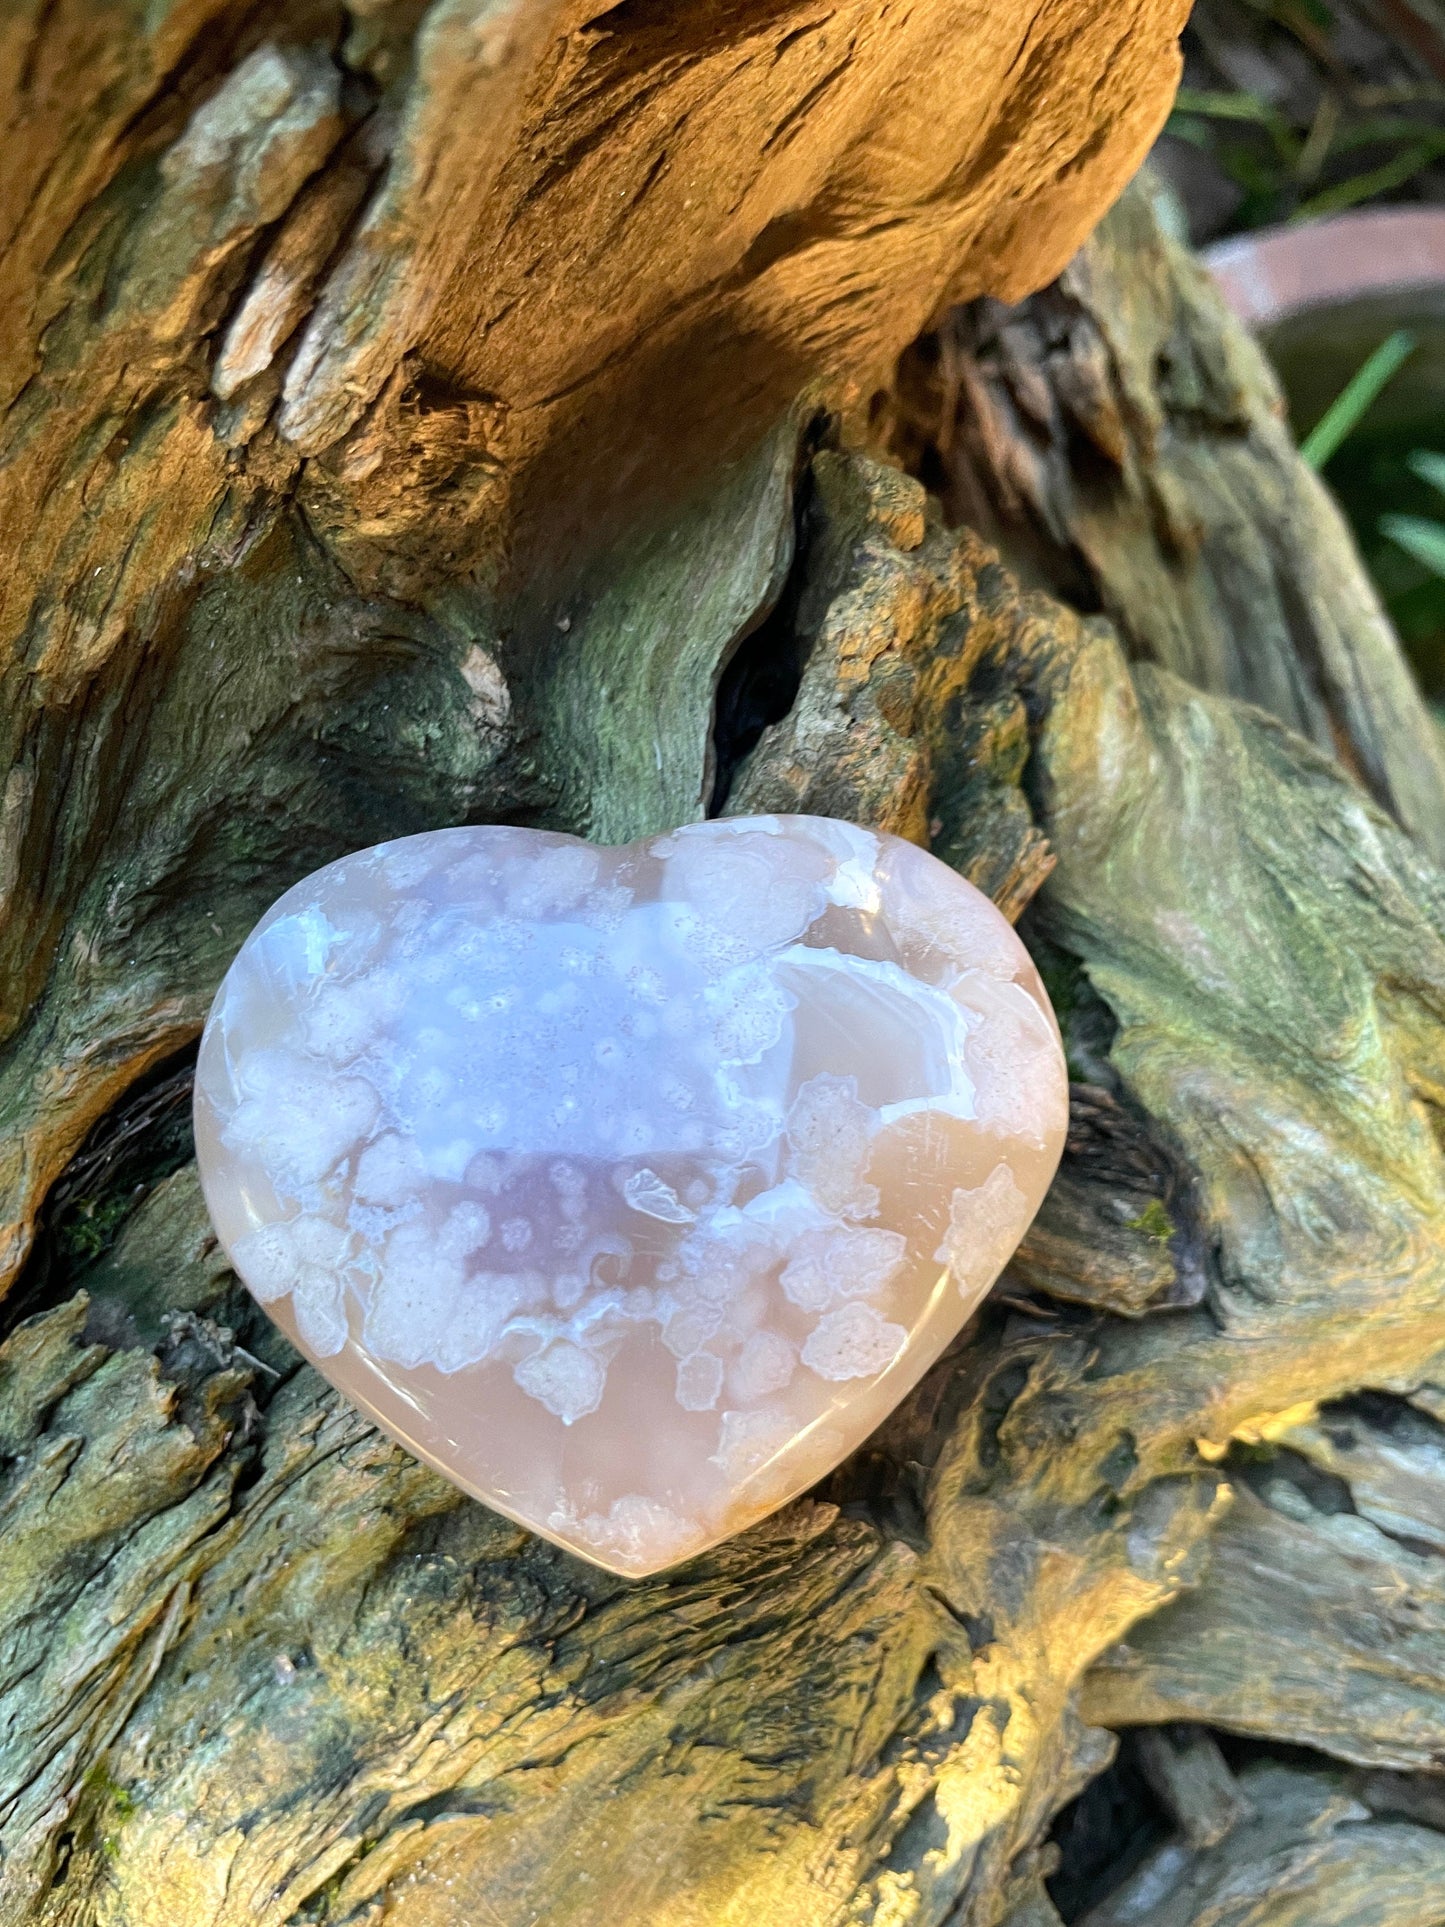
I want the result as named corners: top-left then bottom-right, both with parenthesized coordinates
top-left (1226, 1441), bottom-right (1360, 1520)
top-left (1048, 1731), bottom-right (1172, 1921)
top-left (0, 1045), bottom-right (196, 1346)
top-left (707, 415), bottom-right (829, 815)
top-left (1052, 1723), bottom-right (1445, 1920)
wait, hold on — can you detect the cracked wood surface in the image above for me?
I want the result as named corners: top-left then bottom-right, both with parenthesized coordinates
top-left (6, 4), bottom-right (1445, 1925)
top-left (891, 173), bottom-right (1445, 862)
top-left (0, 0), bottom-right (1187, 1300)
top-left (7, 448), bottom-right (1445, 1924)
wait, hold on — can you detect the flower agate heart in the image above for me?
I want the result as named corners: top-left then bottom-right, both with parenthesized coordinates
top-left (194, 816), bottom-right (1067, 1575)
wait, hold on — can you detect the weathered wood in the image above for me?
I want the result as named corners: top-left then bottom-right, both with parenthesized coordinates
top-left (7, 4), bottom-right (1445, 1924)
top-left (1133, 1726), bottom-right (1246, 1851)
top-left (891, 172), bottom-right (1445, 860)
top-left (0, 0), bottom-right (1189, 1303)
top-left (8, 441), bottom-right (1445, 1920)
top-left (1078, 1762), bottom-right (1445, 1927)
top-left (1084, 1397), bottom-right (1445, 1771)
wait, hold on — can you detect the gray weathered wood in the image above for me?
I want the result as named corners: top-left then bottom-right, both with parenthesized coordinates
top-left (1079, 1763), bottom-right (1445, 1927)
top-left (891, 174), bottom-right (1445, 860)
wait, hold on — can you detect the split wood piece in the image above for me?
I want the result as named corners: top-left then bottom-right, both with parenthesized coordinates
top-left (890, 172), bottom-right (1445, 860)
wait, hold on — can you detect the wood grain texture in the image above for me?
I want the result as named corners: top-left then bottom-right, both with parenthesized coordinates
top-left (1079, 1762), bottom-right (1445, 1927)
top-left (7, 445), bottom-right (1445, 1921)
top-left (1083, 1397), bottom-right (1445, 1771)
top-left (891, 173), bottom-right (1445, 860)
top-left (6, 3), bottom-right (1445, 1923)
top-left (0, 0), bottom-right (1188, 1302)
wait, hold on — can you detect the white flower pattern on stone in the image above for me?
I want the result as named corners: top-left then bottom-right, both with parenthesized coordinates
top-left (934, 1163), bottom-right (1034, 1292)
top-left (801, 1303), bottom-right (909, 1381)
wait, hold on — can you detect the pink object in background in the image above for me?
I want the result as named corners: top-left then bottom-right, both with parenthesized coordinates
top-left (1204, 208), bottom-right (1445, 328)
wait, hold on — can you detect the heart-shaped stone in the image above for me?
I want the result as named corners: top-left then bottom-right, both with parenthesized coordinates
top-left (195, 816), bottom-right (1067, 1575)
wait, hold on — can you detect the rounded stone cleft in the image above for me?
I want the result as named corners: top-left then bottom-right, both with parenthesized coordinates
top-left (194, 814), bottom-right (1069, 1576)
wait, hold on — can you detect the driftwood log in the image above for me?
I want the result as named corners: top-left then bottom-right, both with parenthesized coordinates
top-left (5, 3), bottom-right (1445, 1924)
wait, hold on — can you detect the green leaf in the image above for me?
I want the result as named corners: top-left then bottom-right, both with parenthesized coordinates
top-left (1168, 88), bottom-right (1299, 164)
top-left (1324, 116), bottom-right (1445, 156)
top-left (1408, 450), bottom-right (1445, 502)
top-left (1294, 143), bottom-right (1443, 219)
top-left (1171, 87), bottom-right (1284, 123)
top-left (1299, 330), bottom-right (1416, 469)
top-left (1381, 513), bottom-right (1445, 580)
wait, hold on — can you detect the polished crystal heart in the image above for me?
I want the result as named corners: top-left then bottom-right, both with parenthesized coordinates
top-left (194, 816), bottom-right (1067, 1575)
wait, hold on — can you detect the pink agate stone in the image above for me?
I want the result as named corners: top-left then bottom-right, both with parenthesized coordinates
top-left (194, 816), bottom-right (1068, 1576)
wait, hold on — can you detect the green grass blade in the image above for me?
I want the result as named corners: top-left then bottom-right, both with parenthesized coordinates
top-left (1171, 87), bottom-right (1290, 126)
top-left (1381, 512), bottom-right (1445, 579)
top-left (1324, 117), bottom-right (1445, 156)
top-left (1169, 88), bottom-right (1300, 165)
top-left (1300, 330), bottom-right (1416, 469)
top-left (1408, 450), bottom-right (1445, 501)
top-left (1294, 144), bottom-right (1443, 219)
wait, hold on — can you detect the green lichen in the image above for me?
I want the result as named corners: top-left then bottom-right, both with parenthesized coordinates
top-left (1128, 1199), bottom-right (1176, 1245)
top-left (57, 1192), bottom-right (140, 1266)
top-left (85, 1763), bottom-right (138, 1861)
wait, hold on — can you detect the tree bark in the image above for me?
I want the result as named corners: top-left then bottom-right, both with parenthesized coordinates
top-left (5, 7), bottom-right (1445, 1927)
